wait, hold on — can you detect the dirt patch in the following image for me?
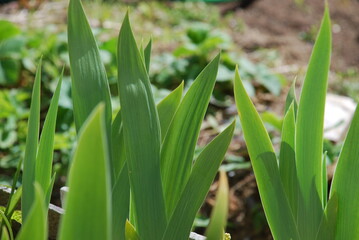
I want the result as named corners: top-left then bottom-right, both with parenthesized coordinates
top-left (231, 0), bottom-right (359, 71)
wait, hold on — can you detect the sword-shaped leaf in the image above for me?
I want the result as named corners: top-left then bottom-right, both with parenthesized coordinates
top-left (22, 59), bottom-right (41, 222)
top-left (316, 192), bottom-right (338, 240)
top-left (58, 104), bottom-right (111, 240)
top-left (330, 105), bottom-right (359, 239)
top-left (68, 0), bottom-right (111, 133)
top-left (234, 68), bottom-right (300, 240)
top-left (279, 103), bottom-right (298, 221)
top-left (162, 121), bottom-right (234, 240)
top-left (161, 54), bottom-right (220, 217)
top-left (295, 7), bottom-right (331, 238)
top-left (35, 73), bottom-right (62, 208)
top-left (16, 184), bottom-right (47, 240)
top-left (144, 39), bottom-right (152, 74)
top-left (111, 164), bottom-right (130, 240)
top-left (117, 13), bottom-right (166, 240)
top-left (205, 171), bottom-right (229, 240)
top-left (157, 82), bottom-right (183, 141)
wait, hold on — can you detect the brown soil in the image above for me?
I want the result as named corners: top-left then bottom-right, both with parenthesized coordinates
top-left (232, 0), bottom-right (359, 71)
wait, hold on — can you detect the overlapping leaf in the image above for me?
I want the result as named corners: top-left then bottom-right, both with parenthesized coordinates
top-left (330, 105), bottom-right (359, 239)
top-left (117, 13), bottom-right (166, 240)
top-left (295, 7), bottom-right (331, 238)
top-left (58, 105), bottom-right (111, 240)
top-left (162, 121), bottom-right (234, 240)
top-left (205, 171), bottom-right (229, 240)
top-left (234, 68), bottom-right (299, 240)
top-left (68, 0), bottom-right (112, 133)
top-left (21, 60), bottom-right (41, 222)
top-left (16, 184), bottom-right (47, 240)
top-left (161, 54), bottom-right (220, 217)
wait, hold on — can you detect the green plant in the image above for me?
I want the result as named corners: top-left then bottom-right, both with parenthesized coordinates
top-left (1, 0), bottom-right (234, 239)
top-left (234, 5), bottom-right (359, 240)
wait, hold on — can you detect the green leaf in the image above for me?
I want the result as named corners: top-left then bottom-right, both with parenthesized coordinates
top-left (144, 39), bottom-right (152, 74)
top-left (35, 73), bottom-right (62, 201)
top-left (0, 211), bottom-right (13, 240)
top-left (1, 226), bottom-right (10, 240)
top-left (117, 13), bottom-right (166, 239)
top-left (205, 171), bottom-right (229, 240)
top-left (322, 151), bottom-right (328, 207)
top-left (125, 220), bottom-right (140, 240)
top-left (285, 78), bottom-right (298, 116)
top-left (111, 110), bottom-right (126, 181)
top-left (234, 68), bottom-right (299, 240)
top-left (157, 82), bottom-right (183, 141)
top-left (22, 59), bottom-right (41, 222)
top-left (125, 221), bottom-right (140, 240)
top-left (161, 54), bottom-right (220, 217)
top-left (295, 7), bottom-right (331, 238)
top-left (0, 20), bottom-right (20, 41)
top-left (6, 186), bottom-right (22, 221)
top-left (162, 121), bottom-right (234, 240)
top-left (58, 104), bottom-right (111, 240)
top-left (45, 173), bottom-right (56, 210)
top-left (112, 164), bottom-right (130, 240)
top-left (68, 0), bottom-right (112, 133)
top-left (5, 157), bottom-right (22, 219)
top-left (330, 105), bottom-right (359, 239)
top-left (16, 183), bottom-right (47, 240)
top-left (279, 103), bottom-right (298, 221)
top-left (316, 193), bottom-right (338, 240)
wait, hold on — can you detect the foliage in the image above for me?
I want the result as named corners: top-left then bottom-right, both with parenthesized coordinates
top-left (0, 0), bottom-right (234, 239)
top-left (234, 5), bottom-right (359, 239)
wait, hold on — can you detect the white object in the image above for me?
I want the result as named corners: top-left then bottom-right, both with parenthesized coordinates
top-left (324, 94), bottom-right (357, 142)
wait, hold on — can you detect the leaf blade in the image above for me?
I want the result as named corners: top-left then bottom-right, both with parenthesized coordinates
top-left (162, 121), bottom-right (234, 240)
top-left (295, 7), bottom-right (331, 238)
top-left (35, 74), bottom-right (62, 201)
top-left (21, 59), bottom-right (41, 222)
top-left (58, 104), bottom-right (112, 240)
top-left (161, 54), bottom-right (220, 217)
top-left (234, 68), bottom-right (299, 240)
top-left (330, 105), bottom-right (359, 239)
top-left (117, 13), bottom-right (166, 239)
top-left (67, 0), bottom-right (112, 132)
top-left (16, 183), bottom-right (47, 240)
top-left (205, 171), bottom-right (229, 240)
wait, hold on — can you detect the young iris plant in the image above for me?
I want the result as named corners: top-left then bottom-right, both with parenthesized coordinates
top-left (234, 5), bottom-right (359, 240)
top-left (13, 0), bottom-right (233, 239)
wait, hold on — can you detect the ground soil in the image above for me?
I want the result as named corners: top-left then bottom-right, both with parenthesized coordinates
top-left (231, 0), bottom-right (359, 71)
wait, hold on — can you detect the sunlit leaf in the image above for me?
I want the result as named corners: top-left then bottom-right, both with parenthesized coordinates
top-left (68, 0), bottom-right (112, 133)
top-left (316, 193), bottom-right (338, 240)
top-left (205, 171), bottom-right (229, 240)
top-left (279, 103), bottom-right (298, 221)
top-left (162, 121), bottom-right (234, 240)
top-left (234, 67), bottom-right (299, 240)
top-left (58, 104), bottom-right (111, 240)
top-left (22, 59), bottom-right (41, 222)
top-left (16, 183), bottom-right (47, 240)
top-left (125, 220), bottom-right (140, 240)
top-left (157, 82), bottom-right (183, 141)
top-left (161, 54), bottom-right (220, 217)
top-left (117, 13), bottom-right (166, 239)
top-left (295, 7), bottom-right (331, 238)
top-left (330, 105), bottom-right (359, 239)
top-left (35, 73), bottom-right (62, 206)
